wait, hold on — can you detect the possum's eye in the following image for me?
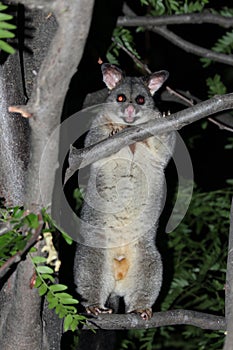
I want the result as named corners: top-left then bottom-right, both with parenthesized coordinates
top-left (117, 94), bottom-right (126, 103)
top-left (135, 95), bottom-right (145, 105)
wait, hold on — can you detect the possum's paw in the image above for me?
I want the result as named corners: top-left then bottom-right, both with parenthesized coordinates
top-left (131, 308), bottom-right (153, 321)
top-left (86, 306), bottom-right (113, 316)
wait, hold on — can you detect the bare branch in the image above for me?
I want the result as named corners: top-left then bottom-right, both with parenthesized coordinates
top-left (117, 13), bottom-right (233, 28)
top-left (111, 36), bottom-right (151, 74)
top-left (207, 117), bottom-right (233, 132)
top-left (8, 106), bottom-right (32, 118)
top-left (166, 86), bottom-right (194, 106)
top-left (152, 26), bottom-right (233, 66)
top-left (83, 309), bottom-right (225, 331)
top-left (223, 198), bottom-right (233, 350)
top-left (65, 93), bottom-right (233, 183)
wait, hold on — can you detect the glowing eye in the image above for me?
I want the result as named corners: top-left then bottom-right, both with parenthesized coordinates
top-left (117, 94), bottom-right (126, 103)
top-left (135, 95), bottom-right (145, 105)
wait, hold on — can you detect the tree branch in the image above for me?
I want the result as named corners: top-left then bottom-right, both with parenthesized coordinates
top-left (117, 13), bottom-right (233, 28)
top-left (152, 26), bottom-right (233, 66)
top-left (223, 198), bottom-right (233, 350)
top-left (65, 93), bottom-right (233, 183)
top-left (83, 310), bottom-right (225, 331)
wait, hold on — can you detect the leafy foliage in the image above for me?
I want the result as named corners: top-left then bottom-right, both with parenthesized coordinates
top-left (31, 255), bottom-right (87, 332)
top-left (0, 205), bottom-right (39, 267)
top-left (118, 186), bottom-right (232, 349)
top-left (140, 0), bottom-right (209, 15)
top-left (0, 203), bottom-right (84, 332)
top-left (0, 2), bottom-right (16, 54)
top-left (201, 30), bottom-right (233, 67)
top-left (107, 27), bottom-right (141, 65)
top-left (206, 74), bottom-right (227, 98)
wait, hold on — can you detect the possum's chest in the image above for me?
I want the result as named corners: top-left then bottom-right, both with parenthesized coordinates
top-left (82, 139), bottom-right (164, 248)
top-left (94, 140), bottom-right (158, 197)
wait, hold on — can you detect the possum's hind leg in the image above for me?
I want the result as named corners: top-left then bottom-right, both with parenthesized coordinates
top-left (74, 245), bottom-right (115, 315)
top-left (124, 243), bottom-right (162, 320)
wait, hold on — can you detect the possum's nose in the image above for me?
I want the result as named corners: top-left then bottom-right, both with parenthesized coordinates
top-left (125, 104), bottom-right (135, 117)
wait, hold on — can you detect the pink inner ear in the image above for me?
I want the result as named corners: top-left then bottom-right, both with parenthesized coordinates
top-left (148, 76), bottom-right (164, 95)
top-left (103, 69), bottom-right (123, 90)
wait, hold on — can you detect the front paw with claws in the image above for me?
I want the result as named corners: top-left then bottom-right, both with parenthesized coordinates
top-left (110, 128), bottom-right (120, 136)
top-left (131, 308), bottom-right (153, 321)
top-left (86, 306), bottom-right (113, 316)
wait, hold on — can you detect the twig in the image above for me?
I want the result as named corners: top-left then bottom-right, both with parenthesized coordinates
top-left (207, 117), bottom-right (233, 132)
top-left (111, 36), bottom-right (195, 106)
top-left (152, 26), bottom-right (233, 66)
top-left (65, 93), bottom-right (233, 183)
top-left (83, 309), bottom-right (226, 331)
top-left (166, 86), bottom-right (194, 106)
top-left (0, 213), bottom-right (43, 279)
top-left (8, 105), bottom-right (33, 118)
top-left (111, 36), bottom-right (151, 74)
top-left (117, 13), bottom-right (233, 28)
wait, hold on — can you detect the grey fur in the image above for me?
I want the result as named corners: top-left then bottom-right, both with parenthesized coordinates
top-left (74, 64), bottom-right (176, 319)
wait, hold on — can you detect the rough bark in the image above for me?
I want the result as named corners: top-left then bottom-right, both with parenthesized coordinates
top-left (83, 310), bottom-right (226, 331)
top-left (223, 198), bottom-right (233, 350)
top-left (0, 1), bottom-right (95, 350)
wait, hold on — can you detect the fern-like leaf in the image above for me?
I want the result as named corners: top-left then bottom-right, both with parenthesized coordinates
top-left (0, 2), bottom-right (16, 54)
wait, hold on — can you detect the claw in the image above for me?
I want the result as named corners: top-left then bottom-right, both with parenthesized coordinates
top-left (131, 308), bottom-right (153, 321)
top-left (86, 306), bottom-right (113, 316)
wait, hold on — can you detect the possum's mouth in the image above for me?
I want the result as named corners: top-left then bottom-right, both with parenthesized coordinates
top-left (122, 116), bottom-right (139, 124)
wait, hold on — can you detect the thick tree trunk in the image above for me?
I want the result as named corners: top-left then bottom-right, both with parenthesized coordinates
top-left (0, 1), bottom-right (94, 348)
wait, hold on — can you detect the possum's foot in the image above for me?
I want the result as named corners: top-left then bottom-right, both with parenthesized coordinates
top-left (132, 308), bottom-right (153, 321)
top-left (86, 306), bottom-right (113, 316)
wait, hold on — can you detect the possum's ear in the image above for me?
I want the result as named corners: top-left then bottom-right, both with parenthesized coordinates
top-left (101, 63), bottom-right (124, 90)
top-left (144, 70), bottom-right (169, 96)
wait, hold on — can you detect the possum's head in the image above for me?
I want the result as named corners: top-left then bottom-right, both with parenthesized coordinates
top-left (101, 63), bottom-right (169, 125)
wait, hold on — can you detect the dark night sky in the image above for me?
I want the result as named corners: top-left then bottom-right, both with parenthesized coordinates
top-left (63, 0), bottom-right (233, 192)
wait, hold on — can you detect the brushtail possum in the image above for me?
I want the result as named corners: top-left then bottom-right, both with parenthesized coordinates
top-left (74, 63), bottom-right (176, 320)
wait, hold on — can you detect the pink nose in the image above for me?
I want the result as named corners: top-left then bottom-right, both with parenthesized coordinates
top-left (125, 104), bottom-right (135, 117)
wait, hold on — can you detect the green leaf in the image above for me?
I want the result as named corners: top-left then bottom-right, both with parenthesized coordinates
top-left (56, 292), bottom-right (73, 299)
top-left (29, 247), bottom-right (37, 253)
top-left (206, 74), bottom-right (227, 97)
top-left (49, 284), bottom-right (68, 292)
top-left (55, 304), bottom-right (64, 315)
top-left (61, 298), bottom-right (79, 305)
top-left (39, 283), bottom-right (47, 296)
top-left (42, 274), bottom-right (55, 282)
top-left (32, 256), bottom-right (47, 264)
top-left (0, 4), bottom-right (8, 11)
top-left (0, 21), bottom-right (16, 29)
top-left (70, 318), bottom-right (79, 332)
top-left (0, 28), bottom-right (14, 38)
top-left (61, 230), bottom-right (73, 245)
top-left (34, 276), bottom-right (42, 288)
top-left (64, 314), bottom-right (74, 332)
top-left (26, 213), bottom-right (39, 229)
top-left (0, 39), bottom-right (15, 54)
top-left (0, 13), bottom-right (13, 21)
top-left (47, 298), bottom-right (58, 309)
top-left (226, 179), bottom-right (233, 185)
top-left (12, 207), bottom-right (24, 219)
top-left (36, 265), bottom-right (54, 274)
